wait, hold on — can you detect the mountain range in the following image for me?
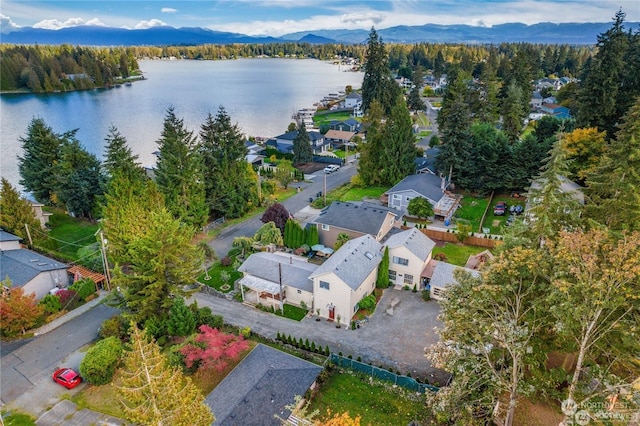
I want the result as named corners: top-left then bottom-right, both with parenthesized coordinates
top-left (2, 21), bottom-right (638, 46)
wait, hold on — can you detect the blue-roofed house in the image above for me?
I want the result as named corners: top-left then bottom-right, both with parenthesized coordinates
top-left (329, 118), bottom-right (360, 132)
top-left (540, 103), bottom-right (571, 119)
top-left (310, 234), bottom-right (382, 322)
top-left (384, 228), bottom-right (436, 290)
top-left (0, 230), bottom-right (68, 299)
top-left (383, 173), bottom-right (461, 221)
top-left (206, 343), bottom-right (322, 426)
top-left (313, 201), bottom-right (399, 248)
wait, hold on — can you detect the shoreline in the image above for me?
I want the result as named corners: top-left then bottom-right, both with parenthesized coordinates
top-left (0, 75), bottom-right (146, 96)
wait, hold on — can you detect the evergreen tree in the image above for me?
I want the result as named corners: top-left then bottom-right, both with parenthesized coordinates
top-left (584, 96), bottom-right (640, 231)
top-left (305, 225), bottom-right (319, 247)
top-left (112, 208), bottom-right (203, 324)
top-left (253, 221), bottom-right (284, 247)
top-left (436, 74), bottom-right (472, 185)
top-left (501, 80), bottom-right (526, 144)
top-left (407, 197), bottom-right (434, 220)
top-left (199, 107), bottom-right (257, 219)
top-left (526, 137), bottom-right (583, 246)
top-left (381, 97), bottom-right (415, 185)
top-left (102, 176), bottom-right (165, 265)
top-left (155, 107), bottom-right (207, 230)
top-left (407, 67), bottom-right (426, 111)
top-left (376, 246), bottom-right (389, 288)
top-left (116, 323), bottom-right (214, 426)
top-left (357, 100), bottom-right (385, 186)
top-left (576, 10), bottom-right (640, 139)
top-left (361, 27), bottom-right (401, 114)
top-left (54, 137), bottom-right (104, 219)
top-left (102, 126), bottom-right (146, 186)
top-left (292, 123), bottom-right (313, 164)
top-left (166, 297), bottom-right (196, 337)
top-left (0, 178), bottom-right (42, 242)
top-left (17, 118), bottom-right (63, 204)
top-left (475, 64), bottom-right (501, 125)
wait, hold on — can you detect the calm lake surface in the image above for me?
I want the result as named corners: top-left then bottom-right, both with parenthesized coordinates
top-left (0, 58), bottom-right (363, 188)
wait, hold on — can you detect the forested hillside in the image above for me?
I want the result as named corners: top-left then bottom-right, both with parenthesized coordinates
top-left (0, 45), bottom-right (139, 92)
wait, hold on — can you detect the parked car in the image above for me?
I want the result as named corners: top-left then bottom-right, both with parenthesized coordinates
top-left (52, 368), bottom-right (82, 389)
top-left (493, 202), bottom-right (508, 216)
top-left (510, 204), bottom-right (524, 215)
top-left (324, 165), bottom-right (340, 173)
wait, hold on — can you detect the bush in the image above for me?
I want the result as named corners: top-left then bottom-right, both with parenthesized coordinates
top-left (69, 277), bottom-right (96, 301)
top-left (220, 257), bottom-right (232, 267)
top-left (99, 315), bottom-right (130, 341)
top-left (433, 253), bottom-right (447, 261)
top-left (422, 289), bottom-right (431, 301)
top-left (39, 294), bottom-right (62, 315)
top-left (80, 336), bottom-right (123, 385)
top-left (193, 306), bottom-right (224, 329)
top-left (56, 289), bottom-right (78, 309)
top-left (143, 316), bottom-right (167, 340)
top-left (358, 294), bottom-right (376, 310)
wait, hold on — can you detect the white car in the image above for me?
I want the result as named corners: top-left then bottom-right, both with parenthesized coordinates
top-left (324, 165), bottom-right (340, 173)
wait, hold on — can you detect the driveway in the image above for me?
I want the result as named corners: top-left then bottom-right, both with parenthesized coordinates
top-left (192, 287), bottom-right (449, 385)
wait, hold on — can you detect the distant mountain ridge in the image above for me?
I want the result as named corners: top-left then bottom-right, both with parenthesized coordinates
top-left (2, 21), bottom-right (638, 46)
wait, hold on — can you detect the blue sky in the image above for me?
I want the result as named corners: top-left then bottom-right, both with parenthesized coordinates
top-left (1, 1), bottom-right (638, 36)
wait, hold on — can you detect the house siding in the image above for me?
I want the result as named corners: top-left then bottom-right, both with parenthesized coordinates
top-left (388, 246), bottom-right (431, 288)
top-left (285, 286), bottom-right (313, 309)
top-left (25, 270), bottom-right (69, 300)
top-left (317, 225), bottom-right (364, 248)
top-left (313, 269), bottom-right (376, 323)
top-left (388, 189), bottom-right (425, 211)
top-left (376, 212), bottom-right (397, 241)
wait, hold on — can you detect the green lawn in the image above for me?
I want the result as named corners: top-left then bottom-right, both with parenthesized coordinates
top-left (198, 262), bottom-right (243, 293)
top-left (432, 242), bottom-right (487, 267)
top-left (414, 111), bottom-right (430, 127)
top-left (311, 183), bottom-right (388, 208)
top-left (454, 194), bottom-right (489, 233)
top-left (483, 194), bottom-right (525, 234)
top-left (307, 369), bottom-right (431, 425)
top-left (37, 208), bottom-right (100, 261)
top-left (313, 111), bottom-right (355, 126)
top-left (264, 303), bottom-right (308, 321)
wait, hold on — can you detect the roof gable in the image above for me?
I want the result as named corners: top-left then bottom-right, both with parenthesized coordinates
top-left (310, 234), bottom-right (382, 290)
top-left (384, 228), bottom-right (435, 261)
top-left (238, 252), bottom-right (317, 292)
top-left (429, 260), bottom-right (480, 289)
top-left (206, 344), bottom-right (322, 425)
top-left (314, 201), bottom-right (397, 236)
top-left (387, 173), bottom-right (446, 203)
top-left (0, 230), bottom-right (21, 242)
top-left (0, 249), bottom-right (67, 287)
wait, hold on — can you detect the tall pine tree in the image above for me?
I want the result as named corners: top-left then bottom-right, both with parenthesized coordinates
top-left (361, 27), bottom-right (401, 115)
top-left (292, 123), bottom-right (313, 164)
top-left (102, 126), bottom-right (146, 186)
top-left (155, 107), bottom-right (207, 230)
top-left (357, 100), bottom-right (385, 186)
top-left (381, 97), bottom-right (415, 185)
top-left (116, 323), bottom-right (214, 426)
top-left (0, 178), bottom-right (42, 243)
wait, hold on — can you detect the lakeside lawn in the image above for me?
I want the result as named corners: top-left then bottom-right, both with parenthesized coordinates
top-left (432, 242), bottom-right (487, 267)
top-left (307, 369), bottom-right (431, 425)
top-left (313, 111), bottom-right (355, 127)
top-left (43, 208), bottom-right (100, 259)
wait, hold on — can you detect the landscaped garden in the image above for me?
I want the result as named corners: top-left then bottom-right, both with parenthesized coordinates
top-left (432, 242), bottom-right (487, 267)
top-left (198, 260), bottom-right (242, 293)
top-left (311, 182), bottom-right (387, 208)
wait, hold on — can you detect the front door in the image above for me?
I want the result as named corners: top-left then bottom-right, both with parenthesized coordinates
top-left (328, 305), bottom-right (335, 321)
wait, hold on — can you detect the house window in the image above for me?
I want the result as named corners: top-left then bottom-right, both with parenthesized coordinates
top-left (388, 270), bottom-right (397, 281)
top-left (392, 256), bottom-right (409, 266)
top-left (354, 304), bottom-right (359, 312)
top-left (319, 281), bottom-right (330, 290)
top-left (392, 194), bottom-right (401, 200)
top-left (404, 274), bottom-right (414, 285)
top-left (406, 196), bottom-right (413, 202)
top-left (322, 224), bottom-right (329, 231)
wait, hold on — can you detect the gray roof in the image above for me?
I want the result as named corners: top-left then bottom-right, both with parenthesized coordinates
top-left (430, 261), bottom-right (480, 289)
top-left (0, 230), bottom-right (21, 242)
top-left (206, 344), bottom-right (322, 426)
top-left (274, 130), bottom-right (324, 142)
top-left (238, 252), bottom-right (316, 293)
top-left (384, 228), bottom-right (435, 262)
top-left (346, 92), bottom-right (362, 99)
top-left (0, 249), bottom-right (67, 287)
top-left (386, 173), bottom-right (446, 204)
top-left (310, 234), bottom-right (382, 290)
top-left (314, 201), bottom-right (398, 236)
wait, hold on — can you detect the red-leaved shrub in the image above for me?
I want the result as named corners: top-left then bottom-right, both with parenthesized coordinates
top-left (180, 325), bottom-right (249, 372)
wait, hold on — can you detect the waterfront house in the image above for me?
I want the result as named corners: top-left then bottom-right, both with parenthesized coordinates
top-left (268, 130), bottom-right (328, 155)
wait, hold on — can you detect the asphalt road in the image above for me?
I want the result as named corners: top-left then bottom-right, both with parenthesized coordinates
top-left (210, 160), bottom-right (357, 258)
top-left (0, 303), bottom-right (117, 412)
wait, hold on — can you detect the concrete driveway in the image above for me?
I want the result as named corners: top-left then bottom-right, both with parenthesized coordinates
top-left (193, 287), bottom-right (449, 385)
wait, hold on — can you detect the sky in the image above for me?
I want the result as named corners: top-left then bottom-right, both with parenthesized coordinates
top-left (1, 0), bottom-right (639, 36)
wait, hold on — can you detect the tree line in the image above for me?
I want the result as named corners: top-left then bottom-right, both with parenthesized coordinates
top-left (0, 44), bottom-right (139, 92)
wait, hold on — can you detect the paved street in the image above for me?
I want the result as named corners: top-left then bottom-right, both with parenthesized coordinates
top-left (210, 161), bottom-right (357, 258)
top-left (192, 287), bottom-right (449, 385)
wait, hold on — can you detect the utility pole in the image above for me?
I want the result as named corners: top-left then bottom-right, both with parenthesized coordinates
top-left (24, 223), bottom-right (33, 246)
top-left (98, 230), bottom-right (112, 290)
top-left (278, 262), bottom-right (284, 315)
top-left (323, 172), bottom-right (327, 206)
top-left (257, 168), bottom-right (262, 205)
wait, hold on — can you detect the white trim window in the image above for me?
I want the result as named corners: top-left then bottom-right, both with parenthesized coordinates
top-left (322, 224), bottom-right (330, 231)
top-left (392, 256), bottom-right (409, 266)
top-left (319, 280), bottom-right (330, 290)
top-left (388, 270), bottom-right (397, 281)
top-left (404, 274), bottom-right (414, 285)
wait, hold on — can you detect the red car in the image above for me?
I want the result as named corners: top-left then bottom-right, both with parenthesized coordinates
top-left (52, 368), bottom-right (82, 389)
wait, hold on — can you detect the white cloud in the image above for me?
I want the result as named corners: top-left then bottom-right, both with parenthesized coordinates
top-left (32, 17), bottom-right (106, 30)
top-left (134, 19), bottom-right (168, 29)
top-left (0, 13), bottom-right (21, 34)
top-left (161, 7), bottom-right (178, 14)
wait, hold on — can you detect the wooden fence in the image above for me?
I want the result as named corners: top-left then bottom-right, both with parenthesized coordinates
top-left (403, 226), bottom-right (501, 249)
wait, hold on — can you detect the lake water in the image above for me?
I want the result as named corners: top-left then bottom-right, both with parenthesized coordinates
top-left (0, 58), bottom-right (363, 188)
